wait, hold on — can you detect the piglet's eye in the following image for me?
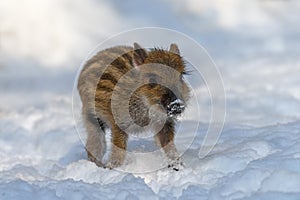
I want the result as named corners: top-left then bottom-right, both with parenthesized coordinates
top-left (149, 77), bottom-right (157, 84)
top-left (149, 77), bottom-right (157, 88)
top-left (146, 73), bottom-right (160, 88)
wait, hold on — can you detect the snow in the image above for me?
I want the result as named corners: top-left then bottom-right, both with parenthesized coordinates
top-left (1, 0), bottom-right (300, 199)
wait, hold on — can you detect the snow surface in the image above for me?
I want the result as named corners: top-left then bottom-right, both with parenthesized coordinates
top-left (1, 0), bottom-right (300, 199)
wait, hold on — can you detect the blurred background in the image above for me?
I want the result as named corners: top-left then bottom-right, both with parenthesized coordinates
top-left (1, 0), bottom-right (300, 126)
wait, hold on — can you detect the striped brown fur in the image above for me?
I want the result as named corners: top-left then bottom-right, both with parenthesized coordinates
top-left (77, 43), bottom-right (190, 169)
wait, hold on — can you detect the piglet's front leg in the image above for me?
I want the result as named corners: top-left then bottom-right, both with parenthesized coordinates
top-left (155, 121), bottom-right (184, 171)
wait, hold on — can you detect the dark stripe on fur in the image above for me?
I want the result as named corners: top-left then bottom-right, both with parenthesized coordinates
top-left (100, 73), bottom-right (118, 85)
top-left (96, 84), bottom-right (114, 92)
top-left (111, 58), bottom-right (129, 74)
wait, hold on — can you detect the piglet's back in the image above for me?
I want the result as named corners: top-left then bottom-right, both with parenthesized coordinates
top-left (77, 46), bottom-right (134, 111)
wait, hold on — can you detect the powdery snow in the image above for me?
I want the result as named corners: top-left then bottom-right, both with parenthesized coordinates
top-left (1, 96), bottom-right (300, 199)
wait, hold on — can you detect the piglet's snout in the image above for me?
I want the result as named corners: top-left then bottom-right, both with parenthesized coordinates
top-left (167, 99), bottom-right (185, 116)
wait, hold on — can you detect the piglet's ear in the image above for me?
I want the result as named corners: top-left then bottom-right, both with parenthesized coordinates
top-left (133, 42), bottom-right (147, 66)
top-left (169, 43), bottom-right (180, 55)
